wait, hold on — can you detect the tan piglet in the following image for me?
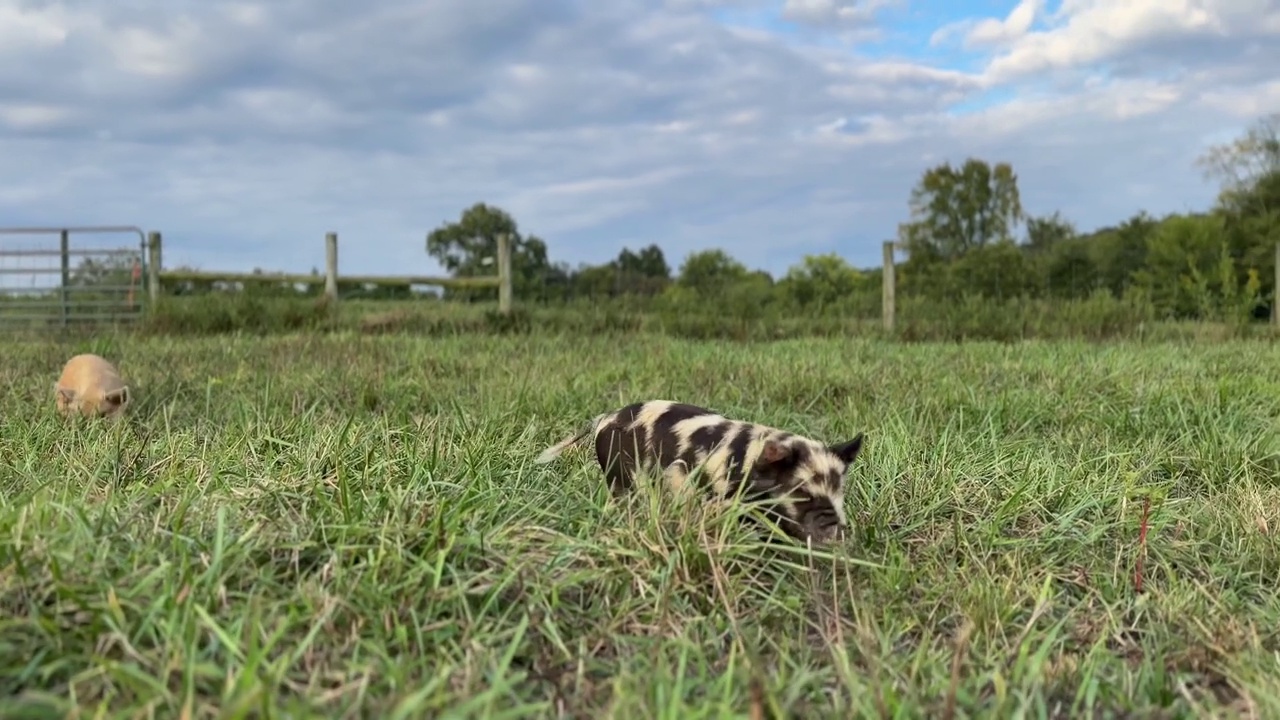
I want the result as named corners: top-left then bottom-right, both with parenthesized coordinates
top-left (54, 353), bottom-right (132, 419)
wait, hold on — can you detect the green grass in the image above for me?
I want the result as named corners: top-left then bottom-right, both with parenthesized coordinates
top-left (3, 331), bottom-right (1280, 718)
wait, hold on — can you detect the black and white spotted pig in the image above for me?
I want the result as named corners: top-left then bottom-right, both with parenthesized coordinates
top-left (534, 400), bottom-right (866, 544)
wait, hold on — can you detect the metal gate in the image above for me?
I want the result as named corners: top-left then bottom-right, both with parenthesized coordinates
top-left (0, 226), bottom-right (148, 329)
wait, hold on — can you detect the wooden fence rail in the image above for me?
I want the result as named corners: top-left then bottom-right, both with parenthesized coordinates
top-left (145, 231), bottom-right (514, 314)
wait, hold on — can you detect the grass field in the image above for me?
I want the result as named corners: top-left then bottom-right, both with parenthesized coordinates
top-left (3, 331), bottom-right (1280, 718)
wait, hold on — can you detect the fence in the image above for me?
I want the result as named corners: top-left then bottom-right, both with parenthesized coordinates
top-left (146, 231), bottom-right (514, 314)
top-left (0, 226), bottom-right (148, 329)
top-left (8, 226), bottom-right (1273, 332)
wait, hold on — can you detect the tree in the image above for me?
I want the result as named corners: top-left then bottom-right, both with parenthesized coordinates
top-left (655, 249), bottom-right (780, 326)
top-left (1090, 211), bottom-right (1157, 297)
top-left (570, 262), bottom-right (617, 300)
top-left (1043, 240), bottom-right (1097, 300)
top-left (61, 254), bottom-right (146, 307)
top-left (1197, 113), bottom-right (1280, 311)
top-left (676, 248), bottom-right (750, 296)
top-left (660, 249), bottom-right (778, 322)
top-left (1131, 214), bottom-right (1228, 318)
top-left (69, 254), bottom-right (140, 289)
top-left (945, 240), bottom-right (1039, 300)
top-left (617, 244), bottom-right (670, 279)
top-left (1197, 113), bottom-right (1280, 203)
top-left (426, 202), bottom-right (554, 302)
top-left (780, 253), bottom-right (866, 312)
top-left (898, 158), bottom-right (1024, 263)
top-left (529, 261), bottom-right (574, 303)
top-left (614, 244), bottom-right (671, 296)
top-left (1024, 212), bottom-right (1077, 254)
top-left (566, 245), bottom-right (672, 300)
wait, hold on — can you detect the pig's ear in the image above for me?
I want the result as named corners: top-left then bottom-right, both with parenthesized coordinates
top-left (829, 433), bottom-right (865, 465)
top-left (104, 386), bottom-right (130, 406)
top-left (56, 386), bottom-right (76, 404)
top-left (757, 438), bottom-right (796, 466)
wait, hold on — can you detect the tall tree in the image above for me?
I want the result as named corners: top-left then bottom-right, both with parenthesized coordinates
top-left (1197, 113), bottom-right (1280, 305)
top-left (568, 245), bottom-right (672, 299)
top-left (617, 244), bottom-right (670, 279)
top-left (614, 244), bottom-right (671, 296)
top-left (898, 158), bottom-right (1024, 262)
top-left (1197, 113), bottom-right (1280, 203)
top-left (426, 202), bottom-right (553, 302)
top-left (1024, 211), bottom-right (1077, 254)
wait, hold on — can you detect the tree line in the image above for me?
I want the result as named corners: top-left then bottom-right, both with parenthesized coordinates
top-left (424, 113), bottom-right (1280, 326)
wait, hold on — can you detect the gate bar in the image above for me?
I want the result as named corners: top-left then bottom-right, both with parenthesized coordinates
top-left (0, 226), bottom-right (147, 237)
top-left (0, 248), bottom-right (143, 258)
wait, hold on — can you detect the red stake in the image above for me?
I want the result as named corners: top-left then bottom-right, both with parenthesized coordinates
top-left (1134, 496), bottom-right (1151, 594)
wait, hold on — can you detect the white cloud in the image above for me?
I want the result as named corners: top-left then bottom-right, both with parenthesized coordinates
top-left (967, 0), bottom-right (1045, 48)
top-left (0, 0), bottom-right (1277, 281)
top-left (1200, 80), bottom-right (1280, 117)
top-left (977, 0), bottom-right (1280, 83)
top-left (0, 3), bottom-right (69, 51)
top-left (782, 0), bottom-right (895, 27)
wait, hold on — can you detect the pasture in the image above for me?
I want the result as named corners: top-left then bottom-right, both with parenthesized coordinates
top-left (2, 331), bottom-right (1279, 717)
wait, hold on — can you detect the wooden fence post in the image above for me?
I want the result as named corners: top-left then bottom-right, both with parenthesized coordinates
top-left (882, 240), bottom-right (896, 333)
top-left (325, 231), bottom-right (339, 303)
top-left (147, 231), bottom-right (162, 306)
top-left (497, 232), bottom-right (513, 315)
top-left (59, 229), bottom-right (70, 327)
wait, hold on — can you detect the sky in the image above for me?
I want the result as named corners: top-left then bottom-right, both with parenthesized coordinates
top-left (1, 0), bottom-right (1278, 283)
